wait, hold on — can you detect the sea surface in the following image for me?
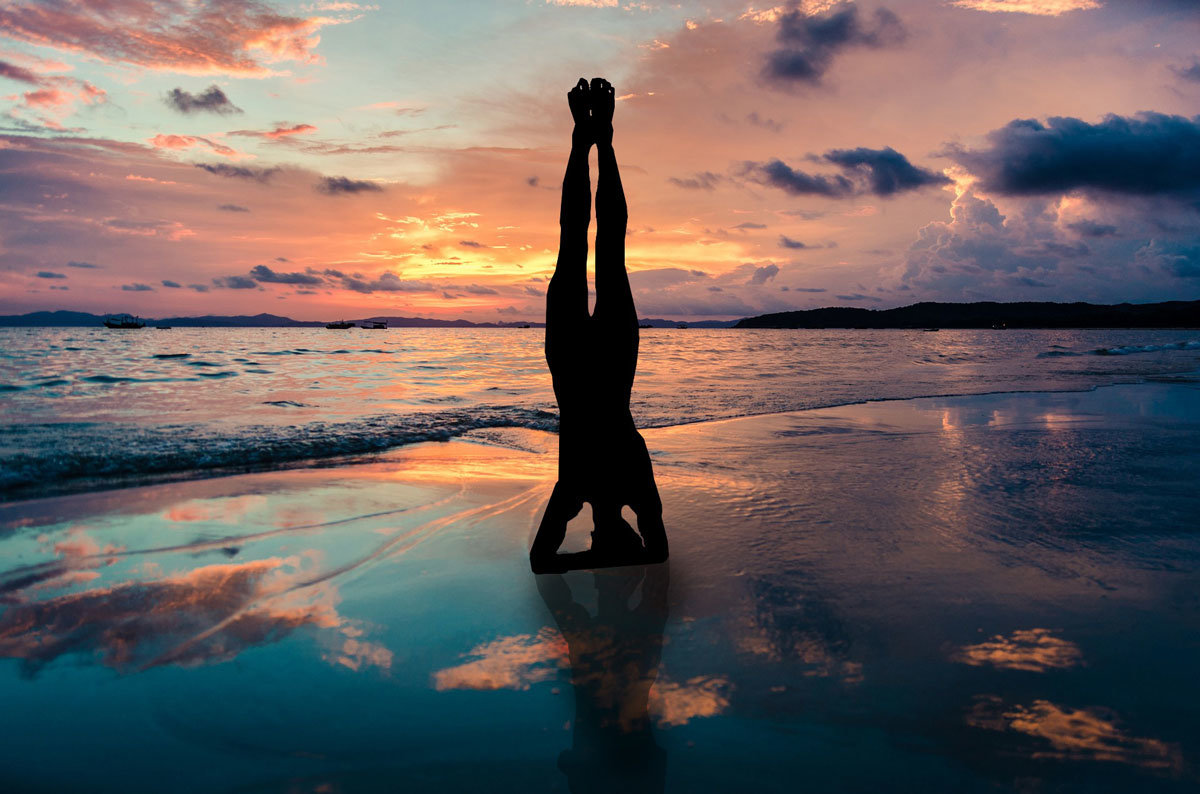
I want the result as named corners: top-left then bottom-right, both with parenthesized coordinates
top-left (1, 327), bottom-right (1198, 499)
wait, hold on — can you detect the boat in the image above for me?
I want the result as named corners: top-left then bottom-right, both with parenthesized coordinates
top-left (359, 319), bottom-right (387, 329)
top-left (675, 323), bottom-right (689, 329)
top-left (922, 328), bottom-right (939, 332)
top-left (638, 323), bottom-right (654, 329)
top-left (156, 325), bottom-right (172, 330)
top-left (103, 314), bottom-right (145, 329)
top-left (326, 320), bottom-right (354, 329)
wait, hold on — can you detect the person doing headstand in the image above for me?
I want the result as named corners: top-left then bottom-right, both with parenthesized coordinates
top-left (529, 78), bottom-right (668, 574)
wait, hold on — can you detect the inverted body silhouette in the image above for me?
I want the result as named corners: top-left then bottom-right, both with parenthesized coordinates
top-left (530, 78), bottom-right (668, 574)
top-left (538, 565), bottom-right (669, 792)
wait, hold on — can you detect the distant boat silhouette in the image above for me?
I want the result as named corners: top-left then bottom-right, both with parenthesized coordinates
top-left (638, 323), bottom-right (653, 329)
top-left (923, 328), bottom-right (939, 332)
top-left (103, 314), bottom-right (145, 329)
top-left (325, 320), bottom-right (354, 329)
top-left (156, 326), bottom-right (172, 330)
top-left (359, 319), bottom-right (387, 329)
top-left (675, 322), bottom-right (688, 329)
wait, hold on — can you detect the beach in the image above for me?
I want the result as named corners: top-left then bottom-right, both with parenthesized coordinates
top-left (2, 379), bottom-right (1198, 792)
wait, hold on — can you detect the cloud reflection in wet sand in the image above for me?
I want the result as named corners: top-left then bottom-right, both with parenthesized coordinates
top-left (953, 628), bottom-right (1083, 673)
top-left (432, 629), bottom-right (731, 728)
top-left (968, 696), bottom-right (1182, 771)
top-left (0, 553), bottom-right (390, 675)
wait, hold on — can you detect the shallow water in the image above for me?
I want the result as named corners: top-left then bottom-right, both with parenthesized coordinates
top-left (2, 327), bottom-right (1199, 498)
top-left (0, 382), bottom-right (1197, 792)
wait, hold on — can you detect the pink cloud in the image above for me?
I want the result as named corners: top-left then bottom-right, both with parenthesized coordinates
top-left (0, 1), bottom-right (363, 76)
top-left (229, 122), bottom-right (318, 140)
top-left (148, 133), bottom-right (241, 158)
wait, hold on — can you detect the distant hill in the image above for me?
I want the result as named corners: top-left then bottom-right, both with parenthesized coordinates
top-left (636, 318), bottom-right (739, 328)
top-left (0, 311), bottom-right (544, 328)
top-left (736, 300), bottom-right (1200, 329)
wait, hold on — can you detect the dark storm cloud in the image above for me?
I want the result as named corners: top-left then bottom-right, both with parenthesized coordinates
top-left (764, 3), bottom-right (906, 85)
top-left (948, 113), bottom-right (1200, 200)
top-left (823, 147), bottom-right (951, 196)
top-left (217, 204), bottom-right (250, 212)
top-left (212, 275), bottom-right (258, 289)
top-left (1066, 220), bottom-right (1118, 238)
top-left (195, 163), bottom-right (279, 182)
top-left (248, 264), bottom-right (322, 285)
top-left (747, 146), bottom-right (944, 199)
top-left (35, 270), bottom-right (65, 278)
top-left (316, 176), bottom-right (383, 195)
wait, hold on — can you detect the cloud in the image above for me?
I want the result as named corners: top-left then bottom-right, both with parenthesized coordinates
top-left (823, 147), bottom-right (952, 196)
top-left (462, 283), bottom-right (498, 295)
top-left (779, 235), bottom-right (810, 249)
top-left (248, 264), bottom-right (322, 285)
top-left (213, 275), bottom-right (259, 289)
top-left (120, 283), bottom-right (154, 291)
top-left (229, 122), bottom-right (317, 139)
top-left (1135, 240), bottom-right (1200, 278)
top-left (0, 59), bottom-right (41, 84)
top-left (149, 134), bottom-right (240, 158)
top-left (749, 263), bottom-right (780, 284)
top-left (194, 163), bottom-right (279, 182)
top-left (316, 176), bottom-right (383, 195)
top-left (949, 0), bottom-right (1101, 15)
top-left (949, 113), bottom-right (1200, 201)
top-left (66, 261), bottom-right (101, 269)
top-left (0, 1), bottom-right (360, 77)
top-left (187, 284), bottom-right (210, 292)
top-left (732, 221), bottom-right (767, 230)
top-left (952, 628), bottom-right (1082, 672)
top-left (1172, 59), bottom-right (1200, 83)
top-left (165, 85), bottom-right (241, 115)
top-left (35, 270), bottom-right (65, 279)
top-left (1065, 219), bottom-right (1117, 237)
top-left (161, 279), bottom-right (181, 288)
top-left (332, 271), bottom-right (435, 293)
top-left (747, 145), bottom-right (948, 199)
top-left (764, 3), bottom-right (907, 85)
top-left (217, 204), bottom-right (250, 212)
top-left (668, 171), bottom-right (724, 190)
top-left (459, 240), bottom-right (484, 248)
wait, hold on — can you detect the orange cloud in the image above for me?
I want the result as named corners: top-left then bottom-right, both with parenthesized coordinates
top-left (148, 134), bottom-right (241, 159)
top-left (230, 123), bottom-right (318, 140)
top-left (432, 628), bottom-right (568, 690)
top-left (952, 628), bottom-right (1083, 673)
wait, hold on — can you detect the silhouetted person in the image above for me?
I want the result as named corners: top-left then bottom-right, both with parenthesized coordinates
top-left (530, 78), bottom-right (668, 574)
top-left (538, 565), bottom-right (670, 792)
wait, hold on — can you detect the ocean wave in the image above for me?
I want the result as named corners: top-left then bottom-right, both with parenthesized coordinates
top-left (1093, 341), bottom-right (1200, 356)
top-left (0, 405), bottom-right (559, 500)
top-left (1038, 340), bottom-right (1200, 358)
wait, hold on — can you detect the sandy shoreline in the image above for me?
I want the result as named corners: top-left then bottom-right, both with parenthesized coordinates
top-left (2, 381), bottom-right (1199, 791)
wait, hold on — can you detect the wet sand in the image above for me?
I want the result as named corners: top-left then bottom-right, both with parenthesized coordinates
top-left (1, 381), bottom-right (1199, 792)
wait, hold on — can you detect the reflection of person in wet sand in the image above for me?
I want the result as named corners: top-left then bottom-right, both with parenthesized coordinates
top-left (538, 565), bottom-right (669, 793)
top-left (530, 78), bottom-right (668, 574)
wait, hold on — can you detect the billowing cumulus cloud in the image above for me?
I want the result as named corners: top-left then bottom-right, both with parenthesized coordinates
top-left (165, 85), bottom-right (241, 115)
top-left (764, 3), bottom-right (907, 85)
top-left (949, 113), bottom-right (1200, 202)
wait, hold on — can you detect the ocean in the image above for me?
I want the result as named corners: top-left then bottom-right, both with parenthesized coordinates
top-left (2, 326), bottom-right (1198, 499)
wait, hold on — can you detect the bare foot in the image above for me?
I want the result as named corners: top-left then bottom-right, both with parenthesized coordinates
top-left (568, 78), bottom-right (591, 147)
top-left (590, 77), bottom-right (614, 147)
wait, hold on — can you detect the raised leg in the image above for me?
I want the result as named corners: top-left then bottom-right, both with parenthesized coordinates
top-left (545, 78), bottom-right (593, 379)
top-left (589, 78), bottom-right (639, 395)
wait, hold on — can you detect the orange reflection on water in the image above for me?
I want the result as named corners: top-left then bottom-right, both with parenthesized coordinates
top-left (432, 628), bottom-right (568, 691)
top-left (953, 628), bottom-right (1082, 673)
top-left (968, 696), bottom-right (1182, 771)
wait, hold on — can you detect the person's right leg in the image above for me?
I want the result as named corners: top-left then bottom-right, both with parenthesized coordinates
top-left (545, 78), bottom-right (593, 380)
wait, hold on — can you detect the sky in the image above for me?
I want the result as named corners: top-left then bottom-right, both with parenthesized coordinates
top-left (1, 0), bottom-right (1198, 322)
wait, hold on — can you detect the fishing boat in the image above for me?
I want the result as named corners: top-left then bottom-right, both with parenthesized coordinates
top-left (103, 314), bottom-right (145, 329)
top-left (325, 320), bottom-right (354, 329)
top-left (359, 319), bottom-right (387, 329)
